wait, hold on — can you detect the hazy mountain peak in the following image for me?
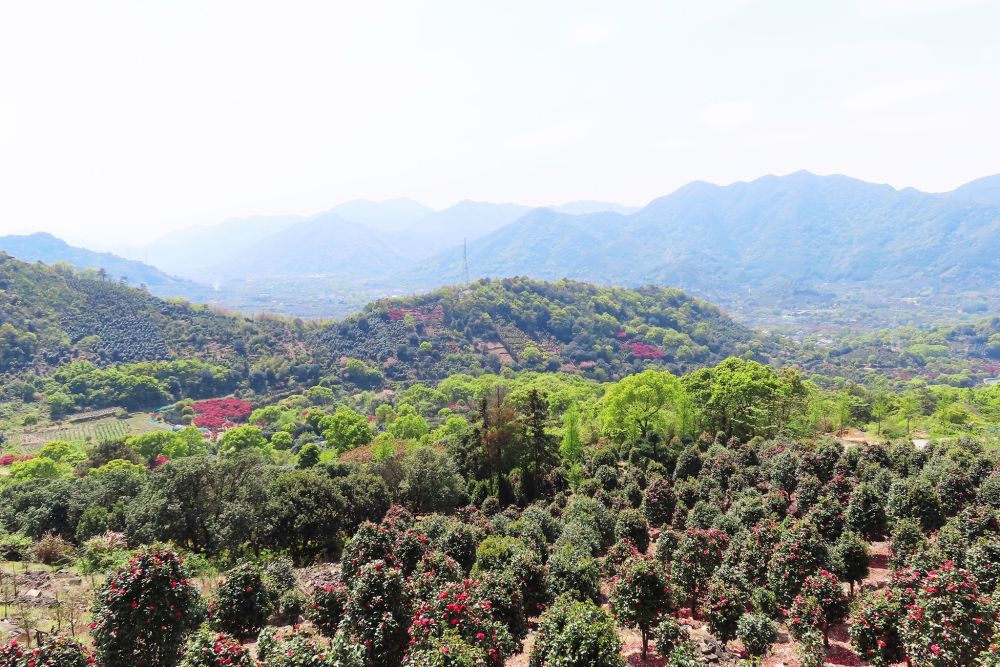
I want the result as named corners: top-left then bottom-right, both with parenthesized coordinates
top-left (329, 198), bottom-right (435, 232)
top-left (551, 200), bottom-right (640, 216)
top-left (948, 174), bottom-right (1000, 206)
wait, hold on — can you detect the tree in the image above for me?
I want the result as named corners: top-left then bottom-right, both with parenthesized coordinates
top-left (830, 531), bottom-right (869, 594)
top-left (296, 443), bottom-right (320, 469)
top-left (263, 470), bottom-right (346, 564)
top-left (91, 547), bottom-right (203, 667)
top-left (602, 370), bottom-right (687, 443)
top-left (560, 406), bottom-right (583, 465)
top-left (529, 596), bottom-right (624, 667)
top-left (398, 446), bottom-right (466, 513)
top-left (520, 388), bottom-right (558, 501)
top-left (610, 555), bottom-right (672, 661)
top-left (682, 358), bottom-right (790, 440)
top-left (870, 389), bottom-right (893, 436)
top-left (899, 389), bottom-right (922, 436)
top-left (218, 426), bottom-right (268, 457)
top-left (319, 407), bottom-right (372, 454)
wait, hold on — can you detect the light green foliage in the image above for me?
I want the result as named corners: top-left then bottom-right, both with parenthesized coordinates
top-left (218, 425), bottom-right (269, 456)
top-left (320, 407), bottom-right (372, 453)
top-left (601, 369), bottom-right (689, 443)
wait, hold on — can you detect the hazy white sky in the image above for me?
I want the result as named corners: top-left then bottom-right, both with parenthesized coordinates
top-left (1, 0), bottom-right (998, 246)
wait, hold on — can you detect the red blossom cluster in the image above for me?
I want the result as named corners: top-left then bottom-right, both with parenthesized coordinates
top-left (407, 579), bottom-right (510, 666)
top-left (0, 454), bottom-right (33, 466)
top-left (191, 398), bottom-right (252, 431)
top-left (621, 340), bottom-right (666, 359)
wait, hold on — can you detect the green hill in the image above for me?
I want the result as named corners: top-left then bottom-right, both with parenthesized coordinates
top-left (0, 252), bottom-right (303, 376)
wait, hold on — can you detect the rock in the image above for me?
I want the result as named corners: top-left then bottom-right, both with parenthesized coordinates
top-left (23, 589), bottom-right (41, 598)
top-left (67, 578), bottom-right (83, 585)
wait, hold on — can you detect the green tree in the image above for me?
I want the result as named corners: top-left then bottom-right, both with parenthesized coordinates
top-left (320, 407), bottom-right (373, 454)
top-left (218, 426), bottom-right (268, 457)
top-left (520, 388), bottom-right (558, 501)
top-left (601, 370), bottom-right (688, 443)
top-left (560, 406), bottom-right (583, 464)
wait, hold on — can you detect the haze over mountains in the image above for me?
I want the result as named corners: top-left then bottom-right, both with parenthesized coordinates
top-left (3, 171), bottom-right (1000, 325)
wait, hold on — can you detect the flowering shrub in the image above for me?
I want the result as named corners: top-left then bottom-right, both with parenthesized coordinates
top-left (407, 578), bottom-right (517, 667)
top-left (4, 637), bottom-right (93, 667)
top-left (621, 341), bottom-right (665, 359)
top-left (670, 528), bottom-right (729, 613)
top-left (602, 537), bottom-right (639, 577)
top-left (702, 574), bottom-right (749, 642)
top-left (407, 551), bottom-right (464, 605)
top-left (0, 454), bottom-right (33, 467)
top-left (767, 520), bottom-right (829, 606)
top-left (471, 536), bottom-right (547, 611)
top-left (179, 630), bottom-right (254, 667)
top-left (613, 509), bottom-right (650, 553)
top-left (610, 554), bottom-right (672, 660)
top-left (652, 616), bottom-right (690, 657)
top-left (829, 530), bottom-right (869, 593)
top-left (342, 521), bottom-right (398, 571)
top-left (90, 547), bottom-right (203, 667)
top-left (209, 562), bottom-right (277, 638)
top-left (257, 628), bottom-right (362, 667)
top-left (848, 588), bottom-right (904, 667)
top-left (191, 398), bottom-right (252, 431)
top-left (722, 520), bottom-right (779, 587)
top-left (0, 641), bottom-right (21, 667)
top-left (306, 581), bottom-right (348, 637)
top-left (472, 571), bottom-right (528, 641)
top-left (341, 560), bottom-right (410, 667)
top-left (394, 529), bottom-right (431, 575)
top-left (900, 561), bottom-right (996, 666)
top-left (528, 596), bottom-right (624, 667)
top-left (787, 570), bottom-right (848, 645)
top-left (641, 476), bottom-right (675, 527)
top-left (402, 630), bottom-right (487, 667)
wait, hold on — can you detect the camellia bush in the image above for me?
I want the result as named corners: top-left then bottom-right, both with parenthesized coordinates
top-left (610, 554), bottom-right (672, 661)
top-left (1, 637), bottom-right (93, 667)
top-left (787, 570), bottom-right (849, 645)
top-left (767, 520), bottom-right (828, 606)
top-left (179, 630), bottom-right (254, 667)
top-left (848, 588), bottom-right (904, 667)
top-left (341, 559), bottom-right (410, 667)
top-left (528, 595), bottom-right (624, 667)
top-left (702, 572), bottom-right (749, 642)
top-left (670, 528), bottom-right (728, 613)
top-left (306, 581), bottom-right (348, 637)
top-left (90, 547), bottom-right (203, 667)
top-left (209, 562), bottom-right (277, 638)
top-left (406, 578), bottom-right (517, 667)
top-left (899, 561), bottom-right (996, 666)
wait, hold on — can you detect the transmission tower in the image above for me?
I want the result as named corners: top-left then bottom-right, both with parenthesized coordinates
top-left (463, 237), bottom-right (470, 284)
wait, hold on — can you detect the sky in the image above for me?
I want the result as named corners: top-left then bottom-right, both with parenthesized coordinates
top-left (1, 0), bottom-right (998, 247)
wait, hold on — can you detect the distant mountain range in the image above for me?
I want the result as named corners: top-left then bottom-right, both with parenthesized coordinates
top-left (2, 172), bottom-right (999, 325)
top-left (0, 232), bottom-right (214, 301)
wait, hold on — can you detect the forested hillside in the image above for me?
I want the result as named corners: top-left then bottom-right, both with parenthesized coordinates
top-left (0, 253), bottom-right (305, 375)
